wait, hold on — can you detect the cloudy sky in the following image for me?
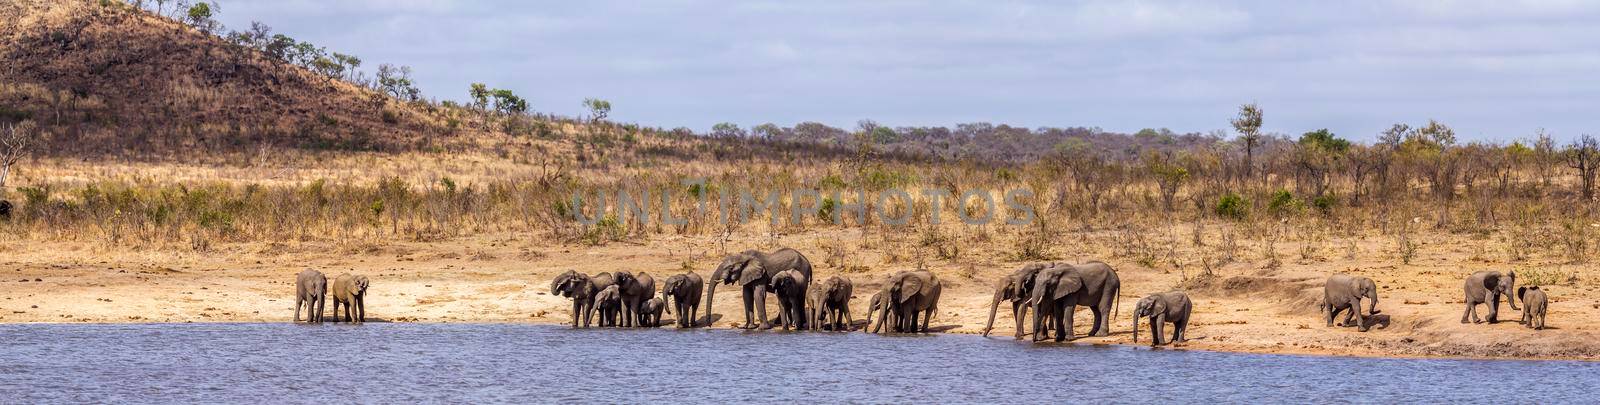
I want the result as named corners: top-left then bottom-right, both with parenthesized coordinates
top-left (213, 0), bottom-right (1600, 142)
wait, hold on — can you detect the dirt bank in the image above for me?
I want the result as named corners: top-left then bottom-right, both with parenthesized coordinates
top-left (2, 230), bottom-right (1597, 361)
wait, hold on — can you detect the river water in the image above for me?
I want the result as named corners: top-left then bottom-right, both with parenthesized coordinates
top-left (0, 323), bottom-right (1588, 403)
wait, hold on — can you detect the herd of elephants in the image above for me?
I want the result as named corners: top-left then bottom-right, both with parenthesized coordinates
top-left (290, 248), bottom-right (1552, 345)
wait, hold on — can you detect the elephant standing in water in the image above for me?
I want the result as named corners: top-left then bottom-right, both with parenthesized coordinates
top-left (770, 270), bottom-right (808, 331)
top-left (1132, 291), bottom-right (1192, 346)
top-left (1518, 286), bottom-right (1547, 330)
top-left (661, 272), bottom-right (703, 328)
top-left (704, 248), bottom-right (813, 329)
top-left (294, 269), bottom-right (327, 323)
top-left (1462, 271), bottom-right (1517, 324)
top-left (1030, 262), bottom-right (1121, 342)
top-left (552, 270), bottom-right (613, 328)
top-left (872, 270), bottom-right (942, 334)
top-left (808, 276), bottom-right (854, 331)
top-left (982, 263), bottom-right (1051, 338)
top-left (615, 271), bottom-right (656, 327)
top-left (1323, 274), bottom-right (1380, 331)
top-left (331, 274), bottom-right (369, 323)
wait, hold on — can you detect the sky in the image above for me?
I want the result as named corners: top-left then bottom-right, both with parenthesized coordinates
top-left (212, 0), bottom-right (1600, 142)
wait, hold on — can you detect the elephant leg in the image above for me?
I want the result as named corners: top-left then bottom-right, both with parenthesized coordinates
top-left (753, 285), bottom-right (772, 330)
top-left (741, 287), bottom-right (755, 329)
top-left (922, 308), bottom-right (932, 333)
top-left (1152, 320), bottom-right (1164, 346)
top-left (1486, 292), bottom-right (1499, 323)
top-left (316, 295), bottom-right (326, 323)
top-left (356, 298), bottom-right (365, 323)
top-left (1174, 318), bottom-right (1188, 342)
top-left (1461, 299), bottom-right (1472, 323)
top-left (1327, 302), bottom-right (1337, 327)
top-left (1059, 304), bottom-right (1076, 342)
top-left (1088, 306), bottom-right (1105, 337)
top-left (1011, 302), bottom-right (1025, 339)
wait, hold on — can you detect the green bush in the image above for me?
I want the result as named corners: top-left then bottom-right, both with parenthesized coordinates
top-left (1268, 189), bottom-right (1303, 215)
top-left (1215, 192), bottom-right (1247, 220)
top-left (1311, 194), bottom-right (1337, 214)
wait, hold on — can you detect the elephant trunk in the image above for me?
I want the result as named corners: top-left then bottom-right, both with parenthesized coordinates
top-left (1365, 290), bottom-right (1380, 316)
top-left (1031, 298), bottom-right (1045, 341)
top-left (661, 289), bottom-right (672, 315)
top-left (1506, 285), bottom-right (1519, 311)
top-left (982, 291), bottom-right (1003, 337)
top-left (1131, 315), bottom-right (1139, 344)
top-left (703, 281), bottom-right (718, 327)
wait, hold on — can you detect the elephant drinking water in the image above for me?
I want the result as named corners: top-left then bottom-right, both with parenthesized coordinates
top-left (704, 248), bottom-right (813, 329)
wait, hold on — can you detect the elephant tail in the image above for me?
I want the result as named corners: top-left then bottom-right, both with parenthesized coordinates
top-left (1112, 290), bottom-right (1120, 323)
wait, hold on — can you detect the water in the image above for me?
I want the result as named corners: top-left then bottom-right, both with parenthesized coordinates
top-left (0, 323), bottom-right (1590, 403)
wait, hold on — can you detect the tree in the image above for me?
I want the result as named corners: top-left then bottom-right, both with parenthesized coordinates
top-left (710, 122), bottom-right (745, 138)
top-left (264, 34), bottom-right (296, 61)
top-left (376, 64), bottom-right (421, 102)
top-left (184, 2), bottom-right (219, 34)
top-left (582, 98), bottom-right (611, 122)
top-left (490, 89), bottom-right (527, 115)
top-left (0, 121), bottom-right (41, 193)
top-left (1400, 119), bottom-right (1459, 200)
top-left (751, 123), bottom-right (783, 140)
top-left (331, 52), bottom-right (361, 81)
top-left (1568, 134), bottom-right (1600, 200)
top-left (1145, 150), bottom-right (1190, 212)
top-left (1230, 103), bottom-right (1263, 182)
top-left (468, 83), bottom-right (490, 110)
top-left (1294, 129), bottom-right (1350, 197)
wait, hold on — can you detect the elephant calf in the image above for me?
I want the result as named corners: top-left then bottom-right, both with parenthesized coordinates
top-left (331, 273), bottom-right (370, 323)
top-left (770, 270), bottom-right (808, 331)
top-left (660, 272), bottom-right (703, 328)
top-left (1132, 291), bottom-right (1192, 346)
top-left (1462, 271), bottom-right (1517, 324)
top-left (1322, 274), bottom-right (1379, 332)
top-left (594, 285), bottom-right (623, 327)
top-left (640, 298), bottom-right (666, 327)
top-left (294, 269), bottom-right (327, 323)
top-left (1519, 286), bottom-right (1547, 330)
top-left (808, 276), bottom-right (854, 331)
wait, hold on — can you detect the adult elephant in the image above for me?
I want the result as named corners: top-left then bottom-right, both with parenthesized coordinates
top-left (704, 248), bottom-right (814, 329)
top-left (874, 270), bottom-right (942, 334)
top-left (661, 272), bottom-right (704, 328)
top-left (615, 271), bottom-right (655, 327)
top-left (294, 269), bottom-right (327, 323)
top-left (552, 270), bottom-right (612, 328)
top-left (1322, 274), bottom-right (1380, 331)
top-left (982, 262), bottom-right (1052, 338)
top-left (1462, 271), bottom-right (1517, 324)
top-left (1030, 262), bottom-right (1120, 342)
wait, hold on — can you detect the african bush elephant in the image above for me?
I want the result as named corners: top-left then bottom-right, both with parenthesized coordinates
top-left (294, 269), bottom-right (327, 323)
top-left (863, 290), bottom-right (888, 333)
top-left (1132, 291), bottom-right (1192, 346)
top-left (640, 297), bottom-right (666, 327)
top-left (873, 270), bottom-right (942, 334)
top-left (770, 270), bottom-right (809, 331)
top-left (331, 273), bottom-right (369, 323)
top-left (552, 270), bottom-right (610, 328)
top-left (1462, 271), bottom-right (1517, 324)
top-left (661, 272), bottom-right (704, 328)
top-left (615, 271), bottom-right (656, 327)
top-left (983, 262), bottom-right (1051, 338)
top-left (1518, 286), bottom-right (1547, 330)
top-left (1322, 274), bottom-right (1380, 331)
top-left (1030, 262), bottom-right (1121, 342)
top-left (593, 285), bottom-right (623, 327)
top-left (807, 276), bottom-right (854, 331)
top-left (705, 248), bottom-right (814, 329)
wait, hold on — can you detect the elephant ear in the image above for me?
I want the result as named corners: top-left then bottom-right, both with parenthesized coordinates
top-left (1052, 277), bottom-right (1083, 300)
top-left (897, 276), bottom-right (925, 304)
top-left (738, 259), bottom-right (765, 286)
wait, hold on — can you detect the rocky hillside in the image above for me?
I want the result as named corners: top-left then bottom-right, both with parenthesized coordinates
top-left (0, 0), bottom-right (451, 154)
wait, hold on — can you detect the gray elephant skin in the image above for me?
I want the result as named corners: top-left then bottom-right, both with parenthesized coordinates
top-left (552, 270), bottom-right (613, 328)
top-left (294, 269), bottom-right (327, 323)
top-left (872, 270), bottom-right (942, 334)
top-left (1322, 274), bottom-right (1380, 331)
top-left (660, 272), bottom-right (704, 328)
top-left (807, 276), bottom-right (854, 331)
top-left (640, 297), bottom-right (666, 327)
top-left (593, 285), bottom-right (623, 327)
top-left (770, 270), bottom-right (808, 331)
top-left (614, 271), bottom-right (656, 327)
top-left (982, 262), bottom-right (1051, 338)
top-left (1132, 291), bottom-right (1191, 346)
top-left (1030, 262), bottom-right (1121, 342)
top-left (331, 273), bottom-right (369, 323)
top-left (1462, 271), bottom-right (1518, 324)
top-left (705, 248), bottom-right (814, 329)
top-left (1518, 286), bottom-right (1547, 330)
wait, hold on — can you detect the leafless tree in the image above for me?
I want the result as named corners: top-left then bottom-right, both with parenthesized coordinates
top-left (1, 121), bottom-right (41, 192)
top-left (1568, 134), bottom-right (1600, 200)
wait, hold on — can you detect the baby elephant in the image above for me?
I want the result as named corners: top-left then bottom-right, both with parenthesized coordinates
top-left (640, 298), bottom-right (666, 327)
top-left (1132, 291), bottom-right (1192, 346)
top-left (1519, 286), bottom-right (1548, 330)
top-left (1462, 271), bottom-right (1518, 324)
top-left (332, 274), bottom-right (370, 323)
top-left (294, 269), bottom-right (327, 323)
top-left (593, 285), bottom-right (622, 327)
